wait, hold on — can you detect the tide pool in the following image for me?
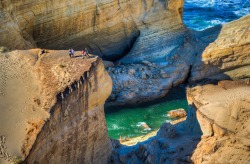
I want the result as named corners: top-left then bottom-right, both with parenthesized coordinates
top-left (105, 98), bottom-right (188, 139)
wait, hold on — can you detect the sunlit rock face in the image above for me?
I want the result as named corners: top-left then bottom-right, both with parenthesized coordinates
top-left (187, 80), bottom-right (250, 164)
top-left (0, 50), bottom-right (112, 163)
top-left (0, 0), bottom-right (184, 60)
top-left (190, 15), bottom-right (250, 82)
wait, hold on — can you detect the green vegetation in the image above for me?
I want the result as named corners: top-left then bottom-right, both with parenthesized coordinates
top-left (0, 46), bottom-right (9, 53)
top-left (12, 156), bottom-right (23, 164)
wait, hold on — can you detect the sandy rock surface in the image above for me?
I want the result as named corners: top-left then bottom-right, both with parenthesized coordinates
top-left (168, 108), bottom-right (187, 118)
top-left (190, 15), bottom-right (250, 82)
top-left (187, 80), bottom-right (250, 164)
top-left (0, 49), bottom-right (112, 163)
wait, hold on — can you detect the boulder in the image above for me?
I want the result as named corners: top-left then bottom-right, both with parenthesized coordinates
top-left (168, 108), bottom-right (187, 118)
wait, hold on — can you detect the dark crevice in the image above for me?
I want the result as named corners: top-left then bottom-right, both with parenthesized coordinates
top-left (103, 30), bottom-right (141, 62)
top-left (183, 64), bottom-right (192, 84)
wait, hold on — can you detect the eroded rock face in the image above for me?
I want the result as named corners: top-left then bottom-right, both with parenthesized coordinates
top-left (108, 14), bottom-right (250, 106)
top-left (0, 50), bottom-right (112, 163)
top-left (187, 80), bottom-right (250, 164)
top-left (0, 0), bottom-right (184, 60)
top-left (111, 80), bottom-right (250, 163)
top-left (190, 15), bottom-right (250, 82)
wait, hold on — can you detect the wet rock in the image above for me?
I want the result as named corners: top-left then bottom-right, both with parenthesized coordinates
top-left (111, 139), bottom-right (121, 149)
top-left (146, 154), bottom-right (155, 163)
top-left (157, 123), bottom-right (176, 138)
top-left (158, 139), bottom-right (168, 149)
top-left (137, 122), bottom-right (151, 131)
top-left (128, 69), bottom-right (136, 75)
top-left (141, 72), bottom-right (147, 79)
top-left (142, 60), bottom-right (152, 67)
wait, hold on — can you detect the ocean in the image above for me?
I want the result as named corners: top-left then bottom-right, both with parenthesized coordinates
top-left (183, 0), bottom-right (250, 31)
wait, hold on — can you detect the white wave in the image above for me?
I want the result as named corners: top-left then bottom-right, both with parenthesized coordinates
top-left (136, 122), bottom-right (146, 127)
top-left (234, 9), bottom-right (250, 17)
top-left (209, 19), bottom-right (226, 25)
top-left (108, 124), bottom-right (124, 130)
top-left (165, 120), bottom-right (171, 123)
top-left (136, 122), bottom-right (152, 131)
top-left (186, 0), bottom-right (216, 7)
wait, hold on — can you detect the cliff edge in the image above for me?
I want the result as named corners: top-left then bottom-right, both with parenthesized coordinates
top-left (0, 50), bottom-right (112, 163)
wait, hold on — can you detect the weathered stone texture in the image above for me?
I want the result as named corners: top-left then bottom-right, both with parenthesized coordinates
top-left (187, 80), bottom-right (250, 164)
top-left (0, 50), bottom-right (112, 163)
top-left (0, 0), bottom-right (184, 60)
top-left (190, 15), bottom-right (250, 82)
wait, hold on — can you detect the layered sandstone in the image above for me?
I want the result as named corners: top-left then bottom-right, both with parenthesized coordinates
top-left (0, 0), bottom-right (184, 60)
top-left (187, 80), bottom-right (250, 164)
top-left (0, 49), bottom-right (112, 163)
top-left (108, 14), bottom-right (250, 105)
top-left (1, 0), bottom-right (250, 106)
top-left (190, 15), bottom-right (250, 82)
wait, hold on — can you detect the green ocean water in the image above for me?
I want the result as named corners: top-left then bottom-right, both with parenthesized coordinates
top-left (105, 98), bottom-right (188, 139)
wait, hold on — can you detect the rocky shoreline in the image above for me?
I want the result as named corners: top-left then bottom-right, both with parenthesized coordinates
top-left (0, 0), bottom-right (249, 163)
top-left (110, 80), bottom-right (250, 163)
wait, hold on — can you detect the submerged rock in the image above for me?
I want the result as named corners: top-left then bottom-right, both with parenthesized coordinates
top-left (137, 122), bottom-right (152, 131)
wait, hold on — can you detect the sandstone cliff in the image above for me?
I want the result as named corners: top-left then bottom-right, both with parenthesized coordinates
top-left (108, 14), bottom-right (250, 105)
top-left (1, 0), bottom-right (250, 106)
top-left (0, 0), bottom-right (184, 60)
top-left (0, 50), bottom-right (112, 163)
top-left (187, 80), bottom-right (250, 164)
top-left (190, 15), bottom-right (250, 82)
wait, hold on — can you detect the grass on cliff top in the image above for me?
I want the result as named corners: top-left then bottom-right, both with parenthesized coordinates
top-left (0, 46), bottom-right (9, 53)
